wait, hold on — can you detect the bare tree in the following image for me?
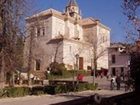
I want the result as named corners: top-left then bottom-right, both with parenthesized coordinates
top-left (123, 0), bottom-right (140, 42)
top-left (0, 0), bottom-right (28, 87)
top-left (47, 37), bottom-right (64, 63)
top-left (85, 28), bottom-right (109, 84)
top-left (123, 0), bottom-right (140, 93)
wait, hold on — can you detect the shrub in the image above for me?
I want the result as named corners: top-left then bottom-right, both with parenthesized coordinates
top-left (44, 85), bottom-right (56, 95)
top-left (55, 85), bottom-right (67, 94)
top-left (49, 62), bottom-right (67, 76)
top-left (3, 87), bottom-right (30, 98)
top-left (76, 83), bottom-right (98, 91)
top-left (69, 70), bottom-right (91, 76)
top-left (86, 83), bottom-right (98, 90)
top-left (31, 86), bottom-right (44, 95)
top-left (44, 83), bottom-right (98, 95)
top-left (0, 89), bottom-right (8, 98)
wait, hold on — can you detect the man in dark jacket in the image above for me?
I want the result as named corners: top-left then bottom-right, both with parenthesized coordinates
top-left (116, 75), bottom-right (121, 90)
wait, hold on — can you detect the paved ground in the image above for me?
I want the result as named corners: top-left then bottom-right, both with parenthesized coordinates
top-left (0, 90), bottom-right (126, 105)
top-left (0, 76), bottom-right (127, 105)
top-left (59, 76), bottom-right (125, 90)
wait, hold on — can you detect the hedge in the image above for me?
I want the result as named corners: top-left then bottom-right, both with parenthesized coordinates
top-left (0, 83), bottom-right (98, 98)
top-left (0, 87), bottom-right (30, 98)
top-left (44, 83), bottom-right (98, 95)
top-left (47, 70), bottom-right (91, 80)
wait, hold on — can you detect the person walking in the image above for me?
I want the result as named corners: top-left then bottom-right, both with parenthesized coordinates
top-left (116, 75), bottom-right (121, 90)
top-left (110, 76), bottom-right (116, 90)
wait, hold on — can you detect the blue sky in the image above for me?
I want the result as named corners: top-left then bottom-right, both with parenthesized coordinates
top-left (32, 0), bottom-right (127, 42)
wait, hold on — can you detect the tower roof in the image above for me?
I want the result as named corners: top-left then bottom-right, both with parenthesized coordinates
top-left (67, 0), bottom-right (78, 6)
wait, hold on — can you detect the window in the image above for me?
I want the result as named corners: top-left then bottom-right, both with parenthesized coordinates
top-left (121, 67), bottom-right (124, 73)
top-left (87, 66), bottom-right (91, 70)
top-left (35, 59), bottom-right (41, 71)
top-left (42, 28), bottom-right (45, 36)
top-left (111, 55), bottom-right (116, 64)
top-left (37, 28), bottom-right (41, 37)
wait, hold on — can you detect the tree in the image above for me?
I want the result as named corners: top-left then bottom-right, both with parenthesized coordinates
top-left (0, 0), bottom-right (27, 87)
top-left (123, 0), bottom-right (140, 92)
top-left (84, 24), bottom-right (110, 84)
top-left (47, 37), bottom-right (64, 63)
top-left (47, 37), bottom-right (64, 75)
top-left (123, 0), bottom-right (140, 42)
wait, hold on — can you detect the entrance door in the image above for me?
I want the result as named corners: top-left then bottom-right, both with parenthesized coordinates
top-left (112, 68), bottom-right (116, 76)
top-left (79, 57), bottom-right (83, 70)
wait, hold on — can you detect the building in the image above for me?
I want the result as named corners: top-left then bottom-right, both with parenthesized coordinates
top-left (108, 43), bottom-right (130, 76)
top-left (24, 0), bottom-right (110, 75)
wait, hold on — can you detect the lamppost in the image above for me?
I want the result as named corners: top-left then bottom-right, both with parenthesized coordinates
top-left (75, 54), bottom-right (79, 87)
top-left (72, 54), bottom-right (79, 87)
top-left (75, 54), bottom-right (79, 71)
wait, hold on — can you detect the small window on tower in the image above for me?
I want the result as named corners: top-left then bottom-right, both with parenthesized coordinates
top-left (42, 28), bottom-right (45, 36)
top-left (35, 59), bottom-right (41, 71)
top-left (37, 28), bottom-right (41, 37)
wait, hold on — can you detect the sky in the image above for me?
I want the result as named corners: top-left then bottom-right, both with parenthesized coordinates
top-left (31, 0), bottom-right (128, 42)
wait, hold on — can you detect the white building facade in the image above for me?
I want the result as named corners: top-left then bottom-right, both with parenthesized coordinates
top-left (108, 43), bottom-right (130, 76)
top-left (24, 0), bottom-right (110, 72)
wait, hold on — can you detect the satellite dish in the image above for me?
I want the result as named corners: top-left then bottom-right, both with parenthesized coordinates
top-left (118, 47), bottom-right (125, 53)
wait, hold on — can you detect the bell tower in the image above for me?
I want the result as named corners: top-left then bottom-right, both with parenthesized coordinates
top-left (65, 0), bottom-right (81, 20)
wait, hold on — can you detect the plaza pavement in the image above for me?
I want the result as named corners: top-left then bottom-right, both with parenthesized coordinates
top-left (0, 90), bottom-right (126, 105)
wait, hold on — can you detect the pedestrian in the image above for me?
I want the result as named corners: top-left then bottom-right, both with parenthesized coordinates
top-left (106, 73), bottom-right (110, 80)
top-left (77, 74), bottom-right (84, 82)
top-left (120, 72), bottom-right (124, 81)
top-left (110, 76), bottom-right (116, 90)
top-left (116, 75), bottom-right (121, 90)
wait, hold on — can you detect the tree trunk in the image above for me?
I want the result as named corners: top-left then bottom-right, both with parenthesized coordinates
top-left (93, 58), bottom-right (97, 85)
top-left (0, 53), bottom-right (5, 88)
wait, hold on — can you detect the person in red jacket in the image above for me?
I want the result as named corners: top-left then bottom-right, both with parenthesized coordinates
top-left (77, 74), bottom-right (84, 81)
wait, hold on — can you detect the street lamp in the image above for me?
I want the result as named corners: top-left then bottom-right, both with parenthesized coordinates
top-left (75, 54), bottom-right (79, 70)
top-left (72, 54), bottom-right (79, 88)
top-left (75, 54), bottom-right (79, 87)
